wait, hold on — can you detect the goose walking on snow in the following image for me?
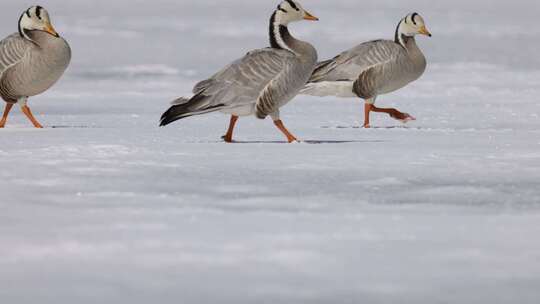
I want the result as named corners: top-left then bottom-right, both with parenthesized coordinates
top-left (0, 6), bottom-right (71, 128)
top-left (160, 0), bottom-right (319, 143)
top-left (302, 13), bottom-right (431, 128)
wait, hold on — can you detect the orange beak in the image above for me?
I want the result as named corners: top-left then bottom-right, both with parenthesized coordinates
top-left (303, 11), bottom-right (319, 21)
top-left (419, 26), bottom-right (432, 37)
top-left (45, 22), bottom-right (59, 37)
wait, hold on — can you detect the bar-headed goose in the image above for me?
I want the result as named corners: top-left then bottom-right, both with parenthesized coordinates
top-left (0, 6), bottom-right (71, 128)
top-left (302, 13), bottom-right (431, 128)
top-left (160, 0), bottom-right (319, 143)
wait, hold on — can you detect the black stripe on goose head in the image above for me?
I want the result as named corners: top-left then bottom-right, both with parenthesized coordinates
top-left (277, 4), bottom-right (288, 13)
top-left (411, 12), bottom-right (419, 25)
top-left (285, 0), bottom-right (300, 11)
top-left (36, 6), bottom-right (43, 20)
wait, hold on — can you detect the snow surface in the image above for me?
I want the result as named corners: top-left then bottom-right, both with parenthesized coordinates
top-left (1, 0), bottom-right (540, 303)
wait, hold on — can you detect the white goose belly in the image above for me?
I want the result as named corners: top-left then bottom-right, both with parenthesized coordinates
top-left (220, 104), bottom-right (255, 117)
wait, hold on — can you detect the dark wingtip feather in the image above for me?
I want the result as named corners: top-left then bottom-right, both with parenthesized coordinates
top-left (159, 94), bottom-right (203, 127)
top-left (159, 93), bottom-right (226, 127)
top-left (159, 105), bottom-right (178, 127)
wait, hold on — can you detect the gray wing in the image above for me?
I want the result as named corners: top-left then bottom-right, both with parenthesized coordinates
top-left (193, 48), bottom-right (295, 106)
top-left (0, 34), bottom-right (32, 79)
top-left (160, 48), bottom-right (295, 125)
top-left (309, 40), bottom-right (402, 83)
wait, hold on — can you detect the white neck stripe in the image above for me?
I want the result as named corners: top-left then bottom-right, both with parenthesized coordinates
top-left (395, 19), bottom-right (409, 47)
top-left (273, 25), bottom-right (292, 52)
top-left (272, 15), bottom-right (295, 53)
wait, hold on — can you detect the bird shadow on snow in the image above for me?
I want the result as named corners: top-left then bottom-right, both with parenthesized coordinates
top-left (223, 139), bottom-right (386, 144)
top-left (50, 125), bottom-right (102, 129)
top-left (0, 125), bottom-right (99, 130)
top-left (320, 125), bottom-right (414, 129)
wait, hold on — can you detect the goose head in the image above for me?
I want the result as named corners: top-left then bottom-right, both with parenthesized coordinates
top-left (398, 13), bottom-right (432, 38)
top-left (395, 13), bottom-right (431, 47)
top-left (269, 1), bottom-right (318, 52)
top-left (274, 0), bottom-right (319, 25)
top-left (18, 6), bottom-right (59, 39)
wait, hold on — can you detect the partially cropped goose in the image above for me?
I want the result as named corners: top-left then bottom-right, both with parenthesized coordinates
top-left (160, 0), bottom-right (318, 143)
top-left (302, 13), bottom-right (431, 128)
top-left (0, 6), bottom-right (71, 128)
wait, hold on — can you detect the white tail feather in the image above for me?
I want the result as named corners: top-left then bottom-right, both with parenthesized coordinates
top-left (300, 81), bottom-right (356, 98)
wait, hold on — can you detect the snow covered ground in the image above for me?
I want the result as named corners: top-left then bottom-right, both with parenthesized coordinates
top-left (1, 0), bottom-right (540, 303)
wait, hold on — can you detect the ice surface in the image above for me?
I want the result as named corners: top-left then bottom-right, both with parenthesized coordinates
top-left (1, 0), bottom-right (540, 303)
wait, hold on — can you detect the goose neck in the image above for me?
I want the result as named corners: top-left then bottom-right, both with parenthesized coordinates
top-left (269, 12), bottom-right (300, 54)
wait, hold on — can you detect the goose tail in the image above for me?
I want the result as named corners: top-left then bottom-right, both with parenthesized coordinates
top-left (159, 93), bottom-right (225, 127)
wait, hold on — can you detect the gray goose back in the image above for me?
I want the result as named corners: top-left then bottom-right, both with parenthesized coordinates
top-left (306, 37), bottom-right (426, 99)
top-left (0, 31), bottom-right (71, 103)
top-left (192, 39), bottom-right (316, 119)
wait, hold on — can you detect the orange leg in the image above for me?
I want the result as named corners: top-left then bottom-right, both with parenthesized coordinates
top-left (0, 103), bottom-right (14, 128)
top-left (364, 102), bottom-right (415, 127)
top-left (364, 103), bottom-right (373, 128)
top-left (371, 105), bottom-right (415, 122)
top-left (273, 120), bottom-right (298, 143)
top-left (222, 115), bottom-right (239, 143)
top-left (20, 105), bottom-right (43, 128)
